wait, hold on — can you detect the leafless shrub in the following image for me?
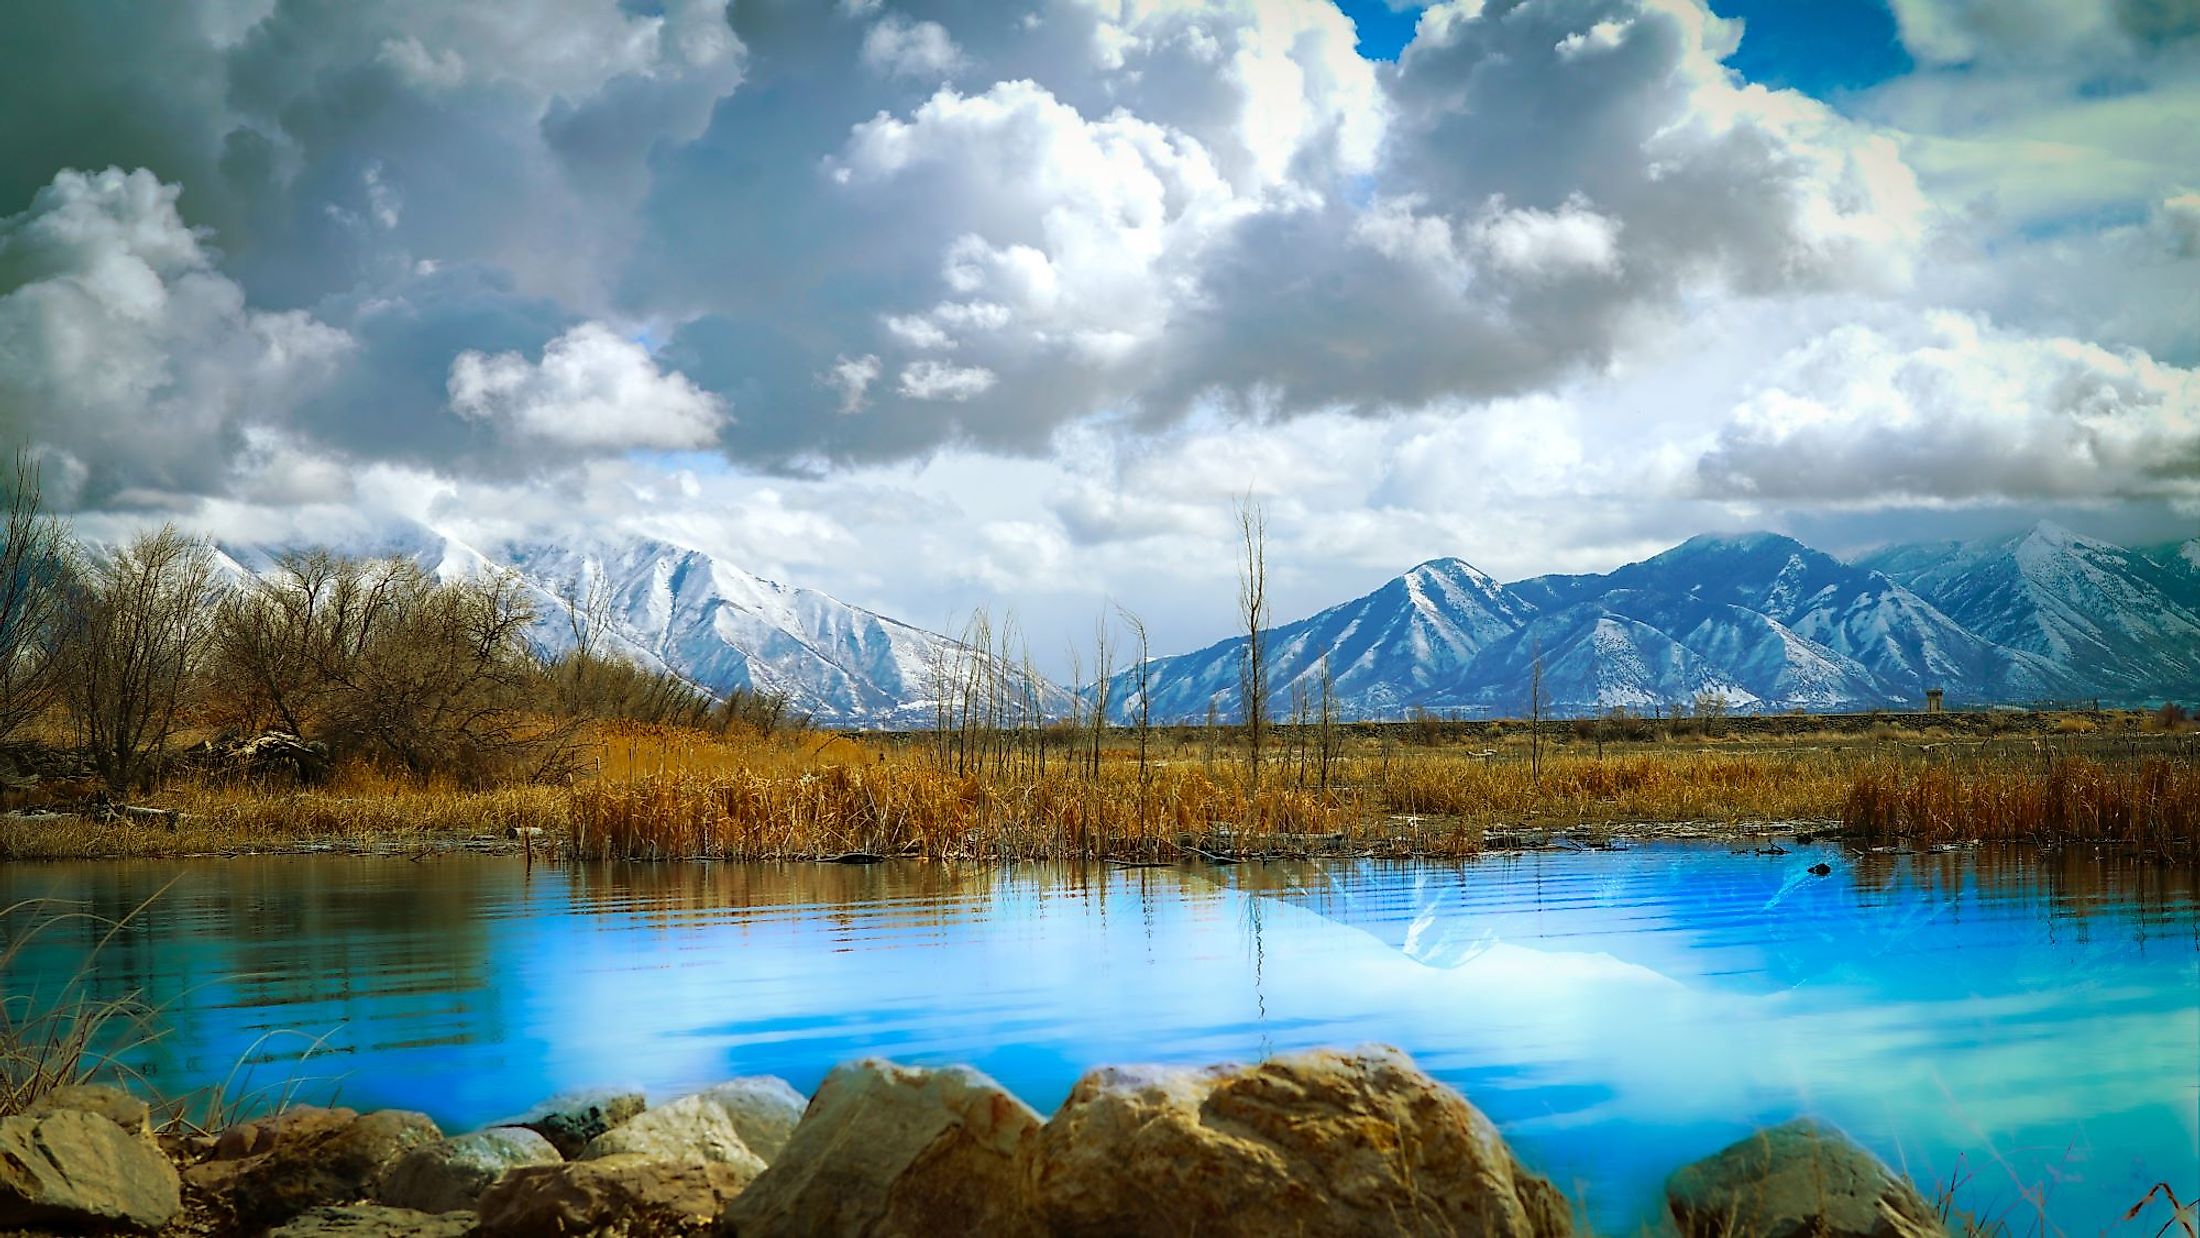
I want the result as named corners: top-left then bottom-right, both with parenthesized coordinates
top-left (64, 527), bottom-right (219, 793)
top-left (208, 552), bottom-right (570, 784)
top-left (0, 451), bottom-right (75, 740)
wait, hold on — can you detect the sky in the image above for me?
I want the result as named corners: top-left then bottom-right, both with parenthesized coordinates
top-left (1, 0), bottom-right (2196, 664)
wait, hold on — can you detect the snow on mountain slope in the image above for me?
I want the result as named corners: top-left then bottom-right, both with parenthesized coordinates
top-left (1455, 605), bottom-right (1758, 716)
top-left (217, 521), bottom-right (1032, 727)
top-left (1864, 522), bottom-right (2200, 699)
top-left (1110, 558), bottom-right (1539, 722)
top-left (1551, 533), bottom-right (2075, 706)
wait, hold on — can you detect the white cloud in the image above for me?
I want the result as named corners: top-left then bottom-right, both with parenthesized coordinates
top-left (822, 353), bottom-right (882, 414)
top-left (1475, 198), bottom-right (1623, 278)
top-left (896, 359), bottom-right (996, 401)
top-left (860, 14), bottom-right (967, 80)
top-left (449, 322), bottom-right (726, 449)
top-left (0, 167), bottom-right (352, 508)
top-left (1696, 312), bottom-right (2200, 503)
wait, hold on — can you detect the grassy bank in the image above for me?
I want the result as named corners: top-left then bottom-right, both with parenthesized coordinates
top-left (4, 713), bottom-right (2195, 862)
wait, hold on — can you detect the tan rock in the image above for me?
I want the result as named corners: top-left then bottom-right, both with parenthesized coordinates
top-left (0, 1109), bottom-right (182, 1233)
top-left (501, 1089), bottom-right (647, 1158)
top-left (266, 1203), bottom-right (476, 1236)
top-left (583, 1094), bottom-right (768, 1172)
top-left (25, 1083), bottom-right (158, 1145)
top-left (187, 1106), bottom-right (442, 1230)
top-left (720, 1059), bottom-right (1043, 1238)
top-left (376, 1126), bottom-right (563, 1213)
top-left (689, 1077), bottom-right (806, 1163)
top-left (1028, 1045), bottom-right (1571, 1238)
top-left (1665, 1118), bottom-right (1937, 1238)
top-left (473, 1154), bottom-right (755, 1237)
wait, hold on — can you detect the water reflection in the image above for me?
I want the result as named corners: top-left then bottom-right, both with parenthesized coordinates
top-left (1, 846), bottom-right (2191, 1233)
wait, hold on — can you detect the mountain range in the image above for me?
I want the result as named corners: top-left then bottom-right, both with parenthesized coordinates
top-left (214, 523), bottom-right (988, 728)
top-left (1111, 522), bottom-right (2198, 721)
top-left (211, 518), bottom-right (2199, 726)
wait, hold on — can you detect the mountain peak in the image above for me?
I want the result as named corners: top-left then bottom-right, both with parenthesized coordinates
top-left (1404, 556), bottom-right (1498, 586)
top-left (2015, 520), bottom-right (2114, 554)
top-left (1671, 530), bottom-right (1806, 556)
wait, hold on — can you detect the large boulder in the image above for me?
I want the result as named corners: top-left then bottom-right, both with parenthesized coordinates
top-left (25, 1083), bottom-right (159, 1147)
top-left (1028, 1046), bottom-right (1571, 1238)
top-left (473, 1154), bottom-right (756, 1237)
top-left (375, 1126), bottom-right (563, 1214)
top-left (689, 1077), bottom-right (806, 1164)
top-left (1665, 1118), bottom-right (1937, 1238)
top-left (720, 1059), bottom-right (1044, 1238)
top-left (0, 1109), bottom-right (182, 1233)
top-left (185, 1106), bottom-right (442, 1230)
top-left (265, 1204), bottom-right (476, 1236)
top-left (501, 1089), bottom-right (647, 1158)
top-left (582, 1094), bottom-right (768, 1172)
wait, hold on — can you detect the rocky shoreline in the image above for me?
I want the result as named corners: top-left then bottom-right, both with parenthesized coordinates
top-left (0, 1046), bottom-right (1940, 1237)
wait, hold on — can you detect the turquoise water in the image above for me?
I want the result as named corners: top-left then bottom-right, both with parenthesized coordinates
top-left (2, 844), bottom-right (2193, 1232)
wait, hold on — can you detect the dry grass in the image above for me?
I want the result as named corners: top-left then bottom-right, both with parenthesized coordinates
top-left (6, 716), bottom-right (2196, 861)
top-left (0, 894), bottom-right (165, 1116)
top-left (1843, 756), bottom-right (2200, 852)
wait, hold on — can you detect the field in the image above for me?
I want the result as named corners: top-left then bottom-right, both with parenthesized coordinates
top-left (3, 710), bottom-right (2195, 862)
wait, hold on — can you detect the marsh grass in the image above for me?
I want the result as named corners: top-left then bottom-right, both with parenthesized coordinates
top-left (1844, 756), bottom-right (2200, 852)
top-left (5, 716), bottom-right (2195, 861)
top-left (0, 891), bottom-right (167, 1116)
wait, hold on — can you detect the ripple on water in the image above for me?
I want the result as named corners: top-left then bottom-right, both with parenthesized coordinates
top-left (2, 843), bottom-right (2193, 1233)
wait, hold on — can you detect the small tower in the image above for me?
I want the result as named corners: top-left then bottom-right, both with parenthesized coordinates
top-left (1924, 688), bottom-right (1944, 714)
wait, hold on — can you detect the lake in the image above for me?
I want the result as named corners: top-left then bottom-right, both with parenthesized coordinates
top-left (2, 842), bottom-right (2193, 1232)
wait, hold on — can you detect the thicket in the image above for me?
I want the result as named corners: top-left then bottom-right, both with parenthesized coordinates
top-left (0, 452), bottom-right (789, 793)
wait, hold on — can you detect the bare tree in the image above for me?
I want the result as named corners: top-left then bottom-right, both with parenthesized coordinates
top-left (1528, 641), bottom-right (1545, 789)
top-left (559, 563), bottom-right (617, 659)
top-left (66, 527), bottom-right (219, 792)
top-left (1088, 610), bottom-right (1114, 781)
top-left (1235, 494), bottom-right (1270, 788)
top-left (0, 451), bottom-right (75, 740)
top-left (1117, 605), bottom-right (1152, 795)
top-left (1316, 653), bottom-right (1339, 791)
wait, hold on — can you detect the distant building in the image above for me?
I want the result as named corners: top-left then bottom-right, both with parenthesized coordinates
top-left (1924, 688), bottom-right (1945, 714)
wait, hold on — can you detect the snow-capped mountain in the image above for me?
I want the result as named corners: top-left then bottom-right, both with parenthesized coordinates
top-left (1110, 558), bottom-right (1538, 722)
top-left (1115, 524), bottom-right (2178, 721)
top-left (1521, 533), bottom-right (2075, 708)
top-left (1862, 522), bottom-right (2200, 699)
top-left (215, 521), bottom-right (1022, 728)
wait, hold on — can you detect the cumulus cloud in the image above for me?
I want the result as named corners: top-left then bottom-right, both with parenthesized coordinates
top-left (3, 0), bottom-right (2195, 656)
top-left (896, 358), bottom-right (996, 401)
top-left (1887, 0), bottom-right (2199, 66)
top-left (860, 14), bottom-right (969, 80)
top-left (0, 167), bottom-right (351, 508)
top-left (449, 322), bottom-right (725, 450)
top-left (1695, 312), bottom-right (2200, 503)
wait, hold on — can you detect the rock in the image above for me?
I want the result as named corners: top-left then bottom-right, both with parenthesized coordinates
top-left (1808, 863), bottom-right (1833, 876)
top-left (0, 1109), bottom-right (182, 1233)
top-left (25, 1083), bottom-right (158, 1145)
top-left (503, 1089), bottom-right (647, 1158)
top-left (1665, 1118), bottom-right (1937, 1238)
top-left (690, 1077), bottom-right (806, 1163)
top-left (582, 1095), bottom-right (768, 1172)
top-left (721, 1059), bottom-right (1043, 1238)
top-left (474, 1154), bottom-right (755, 1237)
top-left (186, 1106), bottom-right (442, 1230)
top-left (1028, 1045), bottom-right (1571, 1238)
top-left (375, 1126), bottom-right (563, 1214)
top-left (266, 1203), bottom-right (476, 1236)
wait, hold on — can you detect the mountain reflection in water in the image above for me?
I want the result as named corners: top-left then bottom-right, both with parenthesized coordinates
top-left (1, 843), bottom-right (2191, 1232)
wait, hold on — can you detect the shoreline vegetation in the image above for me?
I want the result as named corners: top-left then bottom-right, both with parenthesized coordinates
top-left (3, 712), bottom-right (2196, 864)
top-left (1, 452), bottom-right (2195, 865)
